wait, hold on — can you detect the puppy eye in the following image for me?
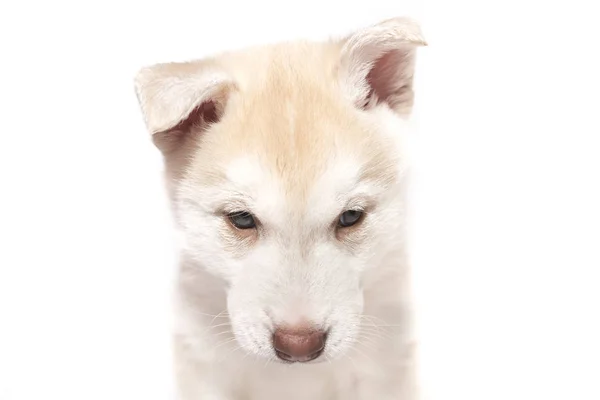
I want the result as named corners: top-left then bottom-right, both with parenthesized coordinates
top-left (338, 210), bottom-right (363, 228)
top-left (228, 211), bottom-right (256, 230)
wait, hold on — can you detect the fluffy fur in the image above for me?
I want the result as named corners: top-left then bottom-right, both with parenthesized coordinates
top-left (135, 17), bottom-right (426, 400)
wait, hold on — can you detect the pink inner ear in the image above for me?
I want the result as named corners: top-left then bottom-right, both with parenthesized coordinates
top-left (364, 49), bottom-right (412, 111)
top-left (152, 100), bottom-right (221, 153)
top-left (175, 100), bottom-right (220, 132)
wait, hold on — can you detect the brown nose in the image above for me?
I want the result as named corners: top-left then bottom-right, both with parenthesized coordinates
top-left (272, 327), bottom-right (326, 363)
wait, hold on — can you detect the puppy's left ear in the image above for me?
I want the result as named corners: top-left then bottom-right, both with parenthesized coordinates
top-left (134, 59), bottom-right (235, 153)
top-left (339, 17), bottom-right (427, 116)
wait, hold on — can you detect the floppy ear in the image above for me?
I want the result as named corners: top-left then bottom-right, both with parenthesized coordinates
top-left (339, 17), bottom-right (426, 116)
top-left (134, 60), bottom-right (235, 153)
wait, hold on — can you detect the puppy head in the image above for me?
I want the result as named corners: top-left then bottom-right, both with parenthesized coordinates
top-left (135, 17), bottom-right (425, 362)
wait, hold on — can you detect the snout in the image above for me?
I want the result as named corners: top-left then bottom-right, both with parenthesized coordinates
top-left (272, 326), bottom-right (327, 363)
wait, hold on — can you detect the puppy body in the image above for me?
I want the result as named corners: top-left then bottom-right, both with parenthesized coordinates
top-left (135, 17), bottom-right (425, 400)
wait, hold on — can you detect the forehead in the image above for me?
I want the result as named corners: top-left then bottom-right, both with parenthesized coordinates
top-left (187, 44), bottom-right (399, 212)
top-left (223, 153), bottom-right (363, 213)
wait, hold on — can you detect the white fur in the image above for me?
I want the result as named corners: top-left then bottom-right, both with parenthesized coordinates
top-left (135, 16), bottom-right (426, 400)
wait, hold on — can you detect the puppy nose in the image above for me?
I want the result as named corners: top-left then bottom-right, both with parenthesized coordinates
top-left (272, 326), bottom-right (326, 363)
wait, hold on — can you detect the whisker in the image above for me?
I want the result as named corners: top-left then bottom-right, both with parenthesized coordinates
top-left (355, 333), bottom-right (381, 348)
top-left (201, 321), bottom-right (232, 336)
top-left (194, 311), bottom-right (230, 318)
top-left (263, 354), bottom-right (274, 370)
top-left (353, 336), bottom-right (381, 354)
top-left (211, 330), bottom-right (234, 338)
top-left (206, 322), bottom-right (232, 330)
top-left (358, 325), bottom-right (395, 340)
top-left (208, 309), bottom-right (230, 328)
top-left (358, 314), bottom-right (404, 329)
top-left (212, 337), bottom-right (238, 353)
top-left (358, 324), bottom-right (390, 333)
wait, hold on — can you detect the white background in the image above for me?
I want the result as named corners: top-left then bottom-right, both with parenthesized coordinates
top-left (0, 1), bottom-right (599, 399)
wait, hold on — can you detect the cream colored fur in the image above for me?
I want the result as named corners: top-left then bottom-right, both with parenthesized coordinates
top-left (135, 17), bottom-right (426, 400)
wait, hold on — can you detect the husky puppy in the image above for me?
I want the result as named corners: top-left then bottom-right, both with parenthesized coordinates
top-left (135, 17), bottom-right (426, 400)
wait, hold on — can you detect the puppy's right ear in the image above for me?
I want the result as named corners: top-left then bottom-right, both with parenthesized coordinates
top-left (134, 60), bottom-right (235, 153)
